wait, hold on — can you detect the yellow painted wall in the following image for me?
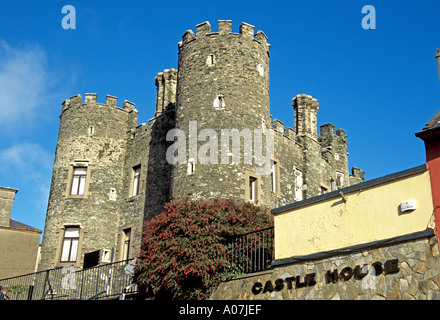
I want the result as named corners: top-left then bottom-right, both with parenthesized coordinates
top-left (274, 168), bottom-right (434, 260)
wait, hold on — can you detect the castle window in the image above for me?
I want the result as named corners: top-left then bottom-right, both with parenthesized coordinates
top-left (71, 167), bottom-right (87, 196)
top-left (60, 226), bottom-right (80, 262)
top-left (101, 249), bottom-right (112, 263)
top-left (213, 95), bottom-right (225, 109)
top-left (330, 178), bottom-right (336, 191)
top-left (249, 176), bottom-right (258, 202)
top-left (122, 228), bottom-right (131, 260)
top-left (65, 161), bottom-right (91, 199)
top-left (89, 126), bottom-right (95, 135)
top-left (131, 165), bottom-right (141, 197)
top-left (109, 187), bottom-right (117, 201)
top-left (270, 160), bottom-right (277, 193)
top-left (320, 186), bottom-right (328, 195)
top-left (336, 172), bottom-right (344, 188)
top-left (187, 158), bottom-right (195, 175)
top-left (206, 54), bottom-right (215, 66)
top-left (294, 169), bottom-right (303, 201)
top-left (257, 64), bottom-right (264, 77)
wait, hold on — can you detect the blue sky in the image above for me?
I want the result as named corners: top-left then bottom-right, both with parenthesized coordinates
top-left (0, 0), bottom-right (439, 237)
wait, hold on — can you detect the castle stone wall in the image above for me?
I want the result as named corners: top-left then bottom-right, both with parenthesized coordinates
top-left (171, 21), bottom-right (272, 204)
top-left (39, 95), bottom-right (138, 270)
top-left (39, 21), bottom-right (364, 270)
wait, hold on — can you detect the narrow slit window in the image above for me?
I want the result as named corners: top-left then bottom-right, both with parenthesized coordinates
top-left (132, 165), bottom-right (141, 197)
top-left (206, 54), bottom-right (215, 66)
top-left (336, 172), bottom-right (344, 188)
top-left (109, 188), bottom-right (117, 201)
top-left (249, 176), bottom-right (257, 202)
top-left (122, 228), bottom-right (131, 261)
top-left (270, 160), bottom-right (277, 193)
top-left (214, 95), bottom-right (225, 109)
top-left (294, 169), bottom-right (303, 201)
top-left (331, 178), bottom-right (336, 191)
top-left (187, 158), bottom-right (195, 174)
top-left (218, 96), bottom-right (224, 108)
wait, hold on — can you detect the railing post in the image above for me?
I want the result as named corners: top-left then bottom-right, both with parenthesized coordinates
top-left (79, 268), bottom-right (85, 300)
top-left (40, 270), bottom-right (50, 300)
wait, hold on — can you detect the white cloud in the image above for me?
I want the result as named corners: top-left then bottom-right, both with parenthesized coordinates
top-left (0, 142), bottom-right (52, 180)
top-left (0, 41), bottom-right (53, 128)
top-left (0, 142), bottom-right (53, 216)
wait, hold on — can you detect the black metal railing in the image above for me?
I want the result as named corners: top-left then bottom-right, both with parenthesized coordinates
top-left (227, 227), bottom-right (274, 274)
top-left (0, 259), bottom-right (138, 300)
top-left (1, 228), bottom-right (275, 300)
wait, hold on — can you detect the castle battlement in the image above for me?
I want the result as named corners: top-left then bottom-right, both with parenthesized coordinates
top-left (128, 122), bottom-right (148, 140)
top-left (272, 118), bottom-right (284, 134)
top-left (319, 123), bottom-right (346, 139)
top-left (179, 20), bottom-right (269, 52)
top-left (271, 118), bottom-right (297, 142)
top-left (39, 19), bottom-right (364, 272)
top-left (61, 93), bottom-right (137, 114)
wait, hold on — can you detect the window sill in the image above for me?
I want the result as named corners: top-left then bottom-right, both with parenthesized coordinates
top-left (66, 194), bottom-right (88, 199)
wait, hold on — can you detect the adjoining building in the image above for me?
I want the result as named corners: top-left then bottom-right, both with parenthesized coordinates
top-left (210, 49), bottom-right (440, 300)
top-left (0, 187), bottom-right (42, 279)
top-left (38, 21), bottom-right (364, 271)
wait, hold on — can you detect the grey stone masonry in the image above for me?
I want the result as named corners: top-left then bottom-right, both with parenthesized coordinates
top-left (39, 21), bottom-right (364, 271)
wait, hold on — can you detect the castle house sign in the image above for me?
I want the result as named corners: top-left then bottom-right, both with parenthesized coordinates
top-left (251, 259), bottom-right (399, 295)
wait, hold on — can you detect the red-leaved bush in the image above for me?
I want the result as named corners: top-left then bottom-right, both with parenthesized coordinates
top-left (134, 198), bottom-right (272, 300)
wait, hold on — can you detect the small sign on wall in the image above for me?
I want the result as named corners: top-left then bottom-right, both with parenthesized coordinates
top-left (400, 200), bottom-right (417, 213)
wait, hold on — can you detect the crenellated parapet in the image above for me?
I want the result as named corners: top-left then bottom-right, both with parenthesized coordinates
top-left (61, 93), bottom-right (137, 114)
top-left (320, 123), bottom-right (347, 146)
top-left (178, 20), bottom-right (270, 53)
top-left (319, 123), bottom-right (348, 163)
top-left (59, 93), bottom-right (139, 137)
top-left (39, 19), bottom-right (367, 272)
top-left (271, 118), bottom-right (296, 141)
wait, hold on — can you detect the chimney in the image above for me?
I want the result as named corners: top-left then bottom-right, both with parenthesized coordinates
top-left (0, 187), bottom-right (18, 227)
top-left (436, 48), bottom-right (440, 84)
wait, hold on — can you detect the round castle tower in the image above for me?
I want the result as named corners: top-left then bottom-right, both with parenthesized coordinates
top-left (170, 20), bottom-right (272, 203)
top-left (39, 94), bottom-right (138, 270)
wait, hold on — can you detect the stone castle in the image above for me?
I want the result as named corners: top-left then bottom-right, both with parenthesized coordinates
top-left (39, 21), bottom-right (364, 270)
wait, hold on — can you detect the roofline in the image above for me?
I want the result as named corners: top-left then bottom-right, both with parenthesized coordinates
top-left (271, 164), bottom-right (428, 216)
top-left (0, 225), bottom-right (42, 234)
top-left (415, 127), bottom-right (440, 139)
top-left (0, 218), bottom-right (42, 233)
top-left (0, 186), bottom-right (18, 193)
top-left (272, 228), bottom-right (434, 267)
